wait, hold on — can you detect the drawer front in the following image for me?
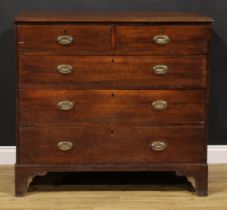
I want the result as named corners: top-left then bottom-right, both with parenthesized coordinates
top-left (19, 126), bottom-right (205, 164)
top-left (18, 25), bottom-right (112, 54)
top-left (116, 25), bottom-right (210, 54)
top-left (19, 55), bottom-right (206, 89)
top-left (19, 90), bottom-right (204, 125)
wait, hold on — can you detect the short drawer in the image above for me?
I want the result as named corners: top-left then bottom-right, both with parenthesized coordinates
top-left (19, 55), bottom-right (206, 89)
top-left (17, 25), bottom-right (112, 54)
top-left (18, 126), bottom-right (205, 164)
top-left (116, 25), bottom-right (210, 54)
top-left (19, 90), bottom-right (204, 125)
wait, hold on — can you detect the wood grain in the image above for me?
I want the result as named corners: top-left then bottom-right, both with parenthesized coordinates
top-left (116, 25), bottom-right (211, 55)
top-left (15, 12), bottom-right (212, 197)
top-left (18, 25), bottom-right (112, 53)
top-left (14, 164), bottom-right (208, 196)
top-left (19, 90), bottom-right (205, 125)
top-left (18, 126), bottom-right (205, 164)
top-left (15, 11), bottom-right (214, 23)
top-left (19, 55), bottom-right (206, 89)
top-left (2, 165), bottom-right (227, 208)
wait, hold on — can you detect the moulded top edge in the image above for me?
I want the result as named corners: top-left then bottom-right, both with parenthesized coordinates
top-left (15, 11), bottom-right (214, 23)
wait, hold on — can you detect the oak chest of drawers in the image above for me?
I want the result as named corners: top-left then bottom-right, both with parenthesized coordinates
top-left (15, 11), bottom-right (213, 196)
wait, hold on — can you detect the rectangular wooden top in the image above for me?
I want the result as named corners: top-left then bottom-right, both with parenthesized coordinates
top-left (15, 11), bottom-right (214, 23)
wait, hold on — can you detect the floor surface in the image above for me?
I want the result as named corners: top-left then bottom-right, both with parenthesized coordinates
top-left (0, 164), bottom-right (227, 210)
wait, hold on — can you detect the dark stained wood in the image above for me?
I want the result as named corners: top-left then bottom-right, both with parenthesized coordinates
top-left (19, 55), bottom-right (206, 89)
top-left (203, 29), bottom-right (212, 164)
top-left (15, 165), bottom-right (48, 196)
top-left (15, 12), bottom-right (212, 197)
top-left (15, 11), bottom-right (214, 23)
top-left (176, 164), bottom-right (208, 196)
top-left (19, 90), bottom-right (205, 125)
top-left (116, 25), bottom-right (210, 55)
top-left (18, 25), bottom-right (112, 53)
top-left (15, 164), bottom-right (207, 196)
top-left (18, 126), bottom-right (205, 164)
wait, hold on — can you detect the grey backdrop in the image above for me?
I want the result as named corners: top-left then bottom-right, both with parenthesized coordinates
top-left (0, 0), bottom-right (226, 146)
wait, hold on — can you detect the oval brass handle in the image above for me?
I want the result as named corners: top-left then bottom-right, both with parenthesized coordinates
top-left (153, 65), bottom-right (168, 75)
top-left (152, 100), bottom-right (168, 111)
top-left (57, 35), bottom-right (74, 45)
top-left (153, 35), bottom-right (170, 45)
top-left (57, 65), bottom-right (73, 74)
top-left (57, 141), bottom-right (73, 151)
top-left (150, 141), bottom-right (167, 151)
top-left (57, 101), bottom-right (74, 111)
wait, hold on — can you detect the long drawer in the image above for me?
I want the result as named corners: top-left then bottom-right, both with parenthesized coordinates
top-left (116, 25), bottom-right (210, 54)
top-left (18, 126), bottom-right (205, 164)
top-left (19, 90), bottom-right (204, 125)
top-left (19, 55), bottom-right (206, 89)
